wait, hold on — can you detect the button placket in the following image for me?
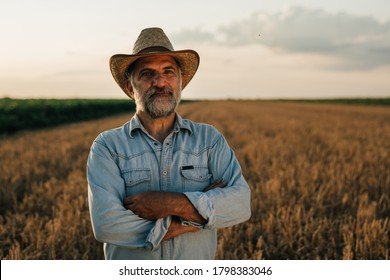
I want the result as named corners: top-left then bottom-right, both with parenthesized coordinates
top-left (160, 136), bottom-right (172, 192)
top-left (161, 135), bottom-right (174, 260)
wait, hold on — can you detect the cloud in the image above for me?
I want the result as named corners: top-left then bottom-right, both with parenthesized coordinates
top-left (52, 69), bottom-right (105, 77)
top-left (173, 6), bottom-right (390, 70)
top-left (172, 28), bottom-right (215, 44)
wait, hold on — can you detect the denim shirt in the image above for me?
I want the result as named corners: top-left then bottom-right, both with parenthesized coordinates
top-left (87, 113), bottom-right (251, 259)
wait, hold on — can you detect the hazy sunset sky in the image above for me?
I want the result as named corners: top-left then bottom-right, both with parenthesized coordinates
top-left (1, 0), bottom-right (389, 100)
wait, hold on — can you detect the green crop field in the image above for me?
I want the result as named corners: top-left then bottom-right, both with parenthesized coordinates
top-left (0, 98), bottom-right (135, 134)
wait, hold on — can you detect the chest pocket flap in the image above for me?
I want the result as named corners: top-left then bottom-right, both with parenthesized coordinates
top-left (122, 169), bottom-right (151, 187)
top-left (180, 166), bottom-right (212, 182)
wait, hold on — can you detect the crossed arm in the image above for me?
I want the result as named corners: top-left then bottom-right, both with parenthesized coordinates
top-left (123, 181), bottom-right (226, 241)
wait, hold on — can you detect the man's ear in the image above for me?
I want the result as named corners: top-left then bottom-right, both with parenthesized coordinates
top-left (126, 81), bottom-right (135, 99)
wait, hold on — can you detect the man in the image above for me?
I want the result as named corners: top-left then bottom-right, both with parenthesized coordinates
top-left (87, 27), bottom-right (251, 260)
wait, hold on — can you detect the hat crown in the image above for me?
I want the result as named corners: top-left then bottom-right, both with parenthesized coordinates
top-left (133, 27), bottom-right (174, 54)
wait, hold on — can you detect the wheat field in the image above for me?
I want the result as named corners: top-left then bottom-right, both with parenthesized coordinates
top-left (0, 101), bottom-right (389, 259)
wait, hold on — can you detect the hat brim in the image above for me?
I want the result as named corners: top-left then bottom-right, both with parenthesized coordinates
top-left (110, 50), bottom-right (199, 98)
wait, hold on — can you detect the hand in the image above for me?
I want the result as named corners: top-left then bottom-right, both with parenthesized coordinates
top-left (123, 191), bottom-right (177, 220)
top-left (162, 217), bottom-right (200, 241)
top-left (203, 181), bottom-right (227, 192)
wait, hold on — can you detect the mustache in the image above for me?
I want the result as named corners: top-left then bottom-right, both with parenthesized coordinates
top-left (146, 86), bottom-right (174, 97)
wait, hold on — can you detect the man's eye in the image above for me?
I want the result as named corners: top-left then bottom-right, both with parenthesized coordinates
top-left (164, 70), bottom-right (175, 75)
top-left (141, 72), bottom-right (153, 77)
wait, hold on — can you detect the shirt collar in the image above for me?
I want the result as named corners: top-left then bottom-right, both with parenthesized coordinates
top-left (128, 113), bottom-right (193, 138)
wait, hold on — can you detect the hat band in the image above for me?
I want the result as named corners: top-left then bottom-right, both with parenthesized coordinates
top-left (137, 46), bottom-right (171, 55)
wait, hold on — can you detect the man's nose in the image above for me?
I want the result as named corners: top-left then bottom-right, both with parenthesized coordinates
top-left (152, 73), bottom-right (166, 88)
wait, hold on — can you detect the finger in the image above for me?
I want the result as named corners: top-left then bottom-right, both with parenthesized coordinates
top-left (203, 181), bottom-right (228, 192)
top-left (123, 200), bottom-right (133, 207)
top-left (125, 204), bottom-right (134, 210)
top-left (209, 181), bottom-right (226, 188)
top-left (123, 197), bottom-right (132, 205)
top-left (124, 200), bottom-right (137, 211)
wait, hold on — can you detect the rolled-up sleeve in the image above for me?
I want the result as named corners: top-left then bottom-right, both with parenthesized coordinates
top-left (87, 135), bottom-right (169, 249)
top-left (184, 133), bottom-right (251, 229)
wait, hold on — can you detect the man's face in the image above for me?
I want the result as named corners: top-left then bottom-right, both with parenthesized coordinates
top-left (128, 55), bottom-right (183, 119)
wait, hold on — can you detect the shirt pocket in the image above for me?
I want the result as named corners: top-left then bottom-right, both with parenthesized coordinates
top-left (122, 168), bottom-right (151, 196)
top-left (180, 166), bottom-right (212, 192)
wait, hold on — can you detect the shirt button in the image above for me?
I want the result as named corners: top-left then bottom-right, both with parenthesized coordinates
top-left (162, 171), bottom-right (168, 176)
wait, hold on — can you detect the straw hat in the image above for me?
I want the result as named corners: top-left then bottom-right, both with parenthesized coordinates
top-left (110, 27), bottom-right (200, 98)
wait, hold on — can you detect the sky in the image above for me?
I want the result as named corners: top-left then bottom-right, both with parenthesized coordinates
top-left (1, 0), bottom-right (389, 100)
